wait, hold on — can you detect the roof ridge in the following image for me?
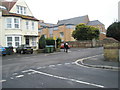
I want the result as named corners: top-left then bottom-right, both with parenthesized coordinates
top-left (58, 15), bottom-right (88, 22)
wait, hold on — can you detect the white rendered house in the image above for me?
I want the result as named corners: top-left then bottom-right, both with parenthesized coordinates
top-left (0, 0), bottom-right (39, 50)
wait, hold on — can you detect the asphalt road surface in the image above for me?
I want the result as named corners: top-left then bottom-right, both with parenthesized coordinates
top-left (1, 47), bottom-right (118, 88)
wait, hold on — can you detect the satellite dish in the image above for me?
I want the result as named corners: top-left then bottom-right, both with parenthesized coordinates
top-left (0, 6), bottom-right (6, 10)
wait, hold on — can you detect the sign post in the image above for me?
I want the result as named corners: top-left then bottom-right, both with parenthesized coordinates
top-left (53, 36), bottom-right (57, 50)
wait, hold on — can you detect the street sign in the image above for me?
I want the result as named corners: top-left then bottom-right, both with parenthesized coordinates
top-left (53, 36), bottom-right (56, 40)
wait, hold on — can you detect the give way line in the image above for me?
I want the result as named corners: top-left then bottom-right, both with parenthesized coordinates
top-left (26, 69), bottom-right (105, 88)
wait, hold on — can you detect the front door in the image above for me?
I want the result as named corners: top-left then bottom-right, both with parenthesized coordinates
top-left (26, 37), bottom-right (29, 45)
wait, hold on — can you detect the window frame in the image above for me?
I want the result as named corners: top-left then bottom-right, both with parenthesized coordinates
top-left (16, 5), bottom-right (26, 15)
top-left (6, 36), bottom-right (21, 47)
top-left (6, 17), bottom-right (21, 29)
top-left (31, 37), bottom-right (36, 46)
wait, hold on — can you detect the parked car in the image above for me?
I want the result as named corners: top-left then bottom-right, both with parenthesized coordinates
top-left (60, 43), bottom-right (70, 49)
top-left (0, 45), bottom-right (6, 56)
top-left (16, 45), bottom-right (33, 54)
top-left (5, 46), bottom-right (14, 55)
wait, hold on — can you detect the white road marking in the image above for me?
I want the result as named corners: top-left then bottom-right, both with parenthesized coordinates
top-left (28, 72), bottom-right (37, 75)
top-left (57, 64), bottom-right (62, 66)
top-left (75, 54), bottom-right (119, 71)
top-left (10, 77), bottom-right (14, 79)
top-left (29, 69), bottom-right (105, 88)
top-left (8, 59), bottom-right (12, 60)
top-left (12, 73), bottom-right (18, 75)
top-left (49, 65), bottom-right (55, 67)
top-left (65, 63), bottom-right (70, 65)
top-left (0, 80), bottom-right (6, 83)
top-left (71, 62), bottom-right (75, 64)
top-left (37, 67), bottom-right (42, 69)
top-left (22, 69), bottom-right (33, 73)
top-left (16, 75), bottom-right (24, 78)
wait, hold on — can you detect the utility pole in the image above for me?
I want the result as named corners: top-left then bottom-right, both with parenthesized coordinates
top-left (118, 1), bottom-right (120, 21)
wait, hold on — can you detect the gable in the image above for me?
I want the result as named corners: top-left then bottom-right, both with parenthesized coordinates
top-left (9, 0), bottom-right (33, 16)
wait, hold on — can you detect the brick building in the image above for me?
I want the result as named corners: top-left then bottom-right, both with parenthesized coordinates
top-left (38, 15), bottom-right (106, 41)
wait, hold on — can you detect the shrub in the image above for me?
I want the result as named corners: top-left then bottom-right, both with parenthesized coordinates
top-left (39, 35), bottom-right (46, 49)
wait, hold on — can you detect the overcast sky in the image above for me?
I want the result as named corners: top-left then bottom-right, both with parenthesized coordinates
top-left (25, 0), bottom-right (119, 29)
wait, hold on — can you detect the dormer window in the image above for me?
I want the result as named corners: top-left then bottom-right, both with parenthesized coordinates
top-left (16, 5), bottom-right (26, 15)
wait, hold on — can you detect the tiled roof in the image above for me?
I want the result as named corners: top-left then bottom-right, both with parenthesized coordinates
top-left (1, 0), bottom-right (39, 21)
top-left (57, 15), bottom-right (89, 25)
top-left (87, 20), bottom-right (104, 26)
top-left (2, 0), bottom-right (18, 11)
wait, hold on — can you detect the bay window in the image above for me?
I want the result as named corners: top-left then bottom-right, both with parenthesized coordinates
top-left (31, 37), bottom-right (36, 46)
top-left (6, 36), bottom-right (21, 47)
top-left (7, 37), bottom-right (12, 47)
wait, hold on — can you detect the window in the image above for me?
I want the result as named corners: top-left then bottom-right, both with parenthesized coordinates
top-left (7, 37), bottom-right (12, 46)
top-left (24, 7), bottom-right (26, 14)
top-left (31, 37), bottom-right (36, 46)
top-left (15, 37), bottom-right (20, 47)
top-left (16, 5), bottom-right (26, 15)
top-left (32, 22), bottom-right (34, 30)
top-left (6, 36), bottom-right (21, 47)
top-left (60, 32), bottom-right (64, 38)
top-left (66, 25), bottom-right (73, 29)
top-left (6, 18), bottom-right (12, 28)
top-left (16, 5), bottom-right (19, 13)
top-left (14, 18), bottom-right (20, 28)
top-left (6, 18), bottom-right (20, 29)
top-left (26, 21), bottom-right (29, 29)
top-left (53, 27), bottom-right (58, 30)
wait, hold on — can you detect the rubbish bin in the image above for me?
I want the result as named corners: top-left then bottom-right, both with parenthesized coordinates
top-left (49, 45), bottom-right (54, 53)
top-left (45, 45), bottom-right (51, 53)
top-left (45, 45), bottom-right (54, 53)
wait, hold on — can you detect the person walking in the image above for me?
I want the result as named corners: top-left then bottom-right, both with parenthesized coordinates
top-left (64, 42), bottom-right (69, 53)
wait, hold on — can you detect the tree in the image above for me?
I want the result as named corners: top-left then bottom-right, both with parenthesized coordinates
top-left (39, 35), bottom-right (46, 49)
top-left (56, 38), bottom-right (61, 48)
top-left (72, 24), bottom-right (100, 40)
top-left (106, 22), bottom-right (120, 41)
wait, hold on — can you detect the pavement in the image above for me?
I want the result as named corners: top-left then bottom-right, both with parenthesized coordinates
top-left (76, 54), bottom-right (120, 71)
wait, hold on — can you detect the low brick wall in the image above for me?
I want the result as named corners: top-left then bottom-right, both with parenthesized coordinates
top-left (68, 40), bottom-right (103, 48)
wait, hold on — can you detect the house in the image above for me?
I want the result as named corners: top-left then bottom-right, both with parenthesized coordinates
top-left (38, 15), bottom-right (106, 41)
top-left (0, 0), bottom-right (39, 50)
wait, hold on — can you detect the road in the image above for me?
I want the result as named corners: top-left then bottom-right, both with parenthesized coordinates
top-left (1, 47), bottom-right (118, 88)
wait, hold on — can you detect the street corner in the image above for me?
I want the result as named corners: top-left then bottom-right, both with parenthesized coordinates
top-left (75, 54), bottom-right (120, 71)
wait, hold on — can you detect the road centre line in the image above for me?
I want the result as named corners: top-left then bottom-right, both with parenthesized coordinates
top-left (64, 63), bottom-right (70, 65)
top-left (0, 80), bottom-right (6, 83)
top-left (16, 75), bottom-right (24, 78)
top-left (49, 65), bottom-right (55, 67)
top-left (12, 73), bottom-right (18, 75)
top-left (29, 69), bottom-right (105, 88)
top-left (56, 64), bottom-right (62, 66)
